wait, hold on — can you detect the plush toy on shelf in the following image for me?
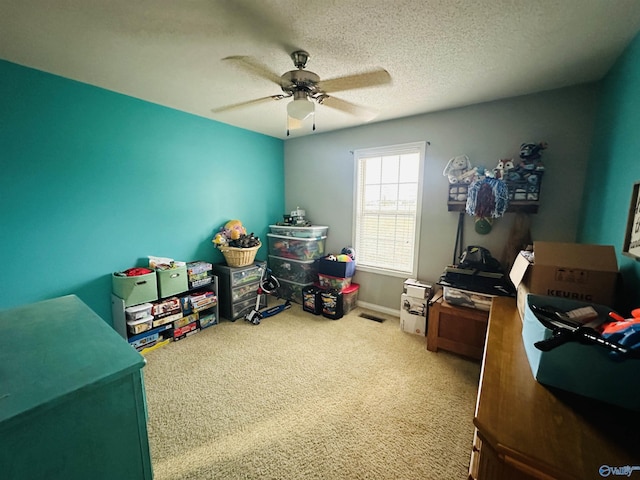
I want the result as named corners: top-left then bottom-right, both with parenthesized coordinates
top-left (493, 159), bottom-right (515, 180)
top-left (518, 141), bottom-right (547, 171)
top-left (443, 155), bottom-right (478, 184)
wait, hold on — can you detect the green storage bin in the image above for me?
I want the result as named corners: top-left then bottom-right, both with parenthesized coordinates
top-left (156, 265), bottom-right (188, 298)
top-left (112, 272), bottom-right (158, 307)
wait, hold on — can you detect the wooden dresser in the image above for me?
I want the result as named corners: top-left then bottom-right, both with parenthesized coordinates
top-left (471, 296), bottom-right (640, 480)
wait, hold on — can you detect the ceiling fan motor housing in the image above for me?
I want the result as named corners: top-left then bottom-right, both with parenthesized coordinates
top-left (280, 70), bottom-right (321, 97)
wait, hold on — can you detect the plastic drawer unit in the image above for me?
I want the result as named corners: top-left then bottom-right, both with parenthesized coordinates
top-left (213, 261), bottom-right (266, 321)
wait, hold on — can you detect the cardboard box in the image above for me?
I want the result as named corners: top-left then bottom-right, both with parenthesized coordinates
top-left (509, 242), bottom-right (619, 319)
top-left (152, 297), bottom-right (181, 318)
top-left (403, 279), bottom-right (434, 299)
top-left (187, 261), bottom-right (213, 289)
top-left (173, 321), bottom-right (200, 341)
top-left (198, 312), bottom-right (218, 329)
top-left (400, 293), bottom-right (427, 335)
top-left (522, 294), bottom-right (640, 411)
top-left (152, 311), bottom-right (183, 328)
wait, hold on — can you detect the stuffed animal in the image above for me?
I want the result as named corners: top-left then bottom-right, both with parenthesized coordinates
top-left (340, 247), bottom-right (356, 261)
top-left (212, 219), bottom-right (247, 247)
top-left (493, 159), bottom-right (514, 179)
top-left (224, 220), bottom-right (246, 240)
top-left (443, 155), bottom-right (477, 184)
top-left (519, 142), bottom-right (547, 171)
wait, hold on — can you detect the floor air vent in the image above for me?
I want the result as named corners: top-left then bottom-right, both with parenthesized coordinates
top-left (359, 313), bottom-right (385, 323)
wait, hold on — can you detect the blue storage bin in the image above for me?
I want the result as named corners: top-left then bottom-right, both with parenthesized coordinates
top-left (523, 294), bottom-right (640, 411)
top-left (318, 257), bottom-right (356, 278)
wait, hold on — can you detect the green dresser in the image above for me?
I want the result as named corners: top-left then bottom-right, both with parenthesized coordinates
top-left (0, 295), bottom-right (153, 479)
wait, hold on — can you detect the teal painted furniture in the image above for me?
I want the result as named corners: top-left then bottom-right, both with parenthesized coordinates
top-left (0, 295), bottom-right (153, 479)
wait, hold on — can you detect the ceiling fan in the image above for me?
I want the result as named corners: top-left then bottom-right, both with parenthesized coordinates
top-left (211, 50), bottom-right (392, 135)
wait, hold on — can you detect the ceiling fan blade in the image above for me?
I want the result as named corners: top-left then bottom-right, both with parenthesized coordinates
top-left (222, 56), bottom-right (283, 86)
top-left (319, 68), bottom-right (392, 93)
top-left (211, 95), bottom-right (284, 114)
top-left (320, 96), bottom-right (378, 120)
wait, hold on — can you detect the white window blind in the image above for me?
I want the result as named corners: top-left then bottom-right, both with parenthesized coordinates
top-left (353, 142), bottom-right (426, 276)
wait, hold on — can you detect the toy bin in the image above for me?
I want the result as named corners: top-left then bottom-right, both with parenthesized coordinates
top-left (267, 234), bottom-right (326, 261)
top-left (269, 225), bottom-right (329, 238)
top-left (126, 315), bottom-right (153, 335)
top-left (269, 255), bottom-right (318, 284)
top-left (321, 289), bottom-right (343, 320)
top-left (156, 264), bottom-right (188, 298)
top-left (318, 273), bottom-right (352, 290)
top-left (112, 271), bottom-right (158, 307)
top-left (342, 283), bottom-right (360, 314)
top-left (302, 285), bottom-right (322, 315)
top-left (277, 278), bottom-right (311, 304)
top-left (523, 294), bottom-right (640, 411)
top-left (318, 257), bottom-right (356, 278)
top-left (125, 303), bottom-right (153, 320)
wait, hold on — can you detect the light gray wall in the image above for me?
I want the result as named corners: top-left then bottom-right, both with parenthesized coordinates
top-left (284, 84), bottom-right (599, 313)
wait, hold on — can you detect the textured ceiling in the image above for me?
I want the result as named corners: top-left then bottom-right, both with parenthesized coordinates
top-left (1, 0), bottom-right (640, 139)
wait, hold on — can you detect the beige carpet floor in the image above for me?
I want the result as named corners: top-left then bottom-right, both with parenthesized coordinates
top-left (143, 304), bottom-right (481, 479)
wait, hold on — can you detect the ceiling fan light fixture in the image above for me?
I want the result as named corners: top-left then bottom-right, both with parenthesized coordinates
top-left (287, 95), bottom-right (315, 121)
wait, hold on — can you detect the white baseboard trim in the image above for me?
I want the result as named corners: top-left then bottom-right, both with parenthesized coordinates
top-left (356, 301), bottom-right (400, 318)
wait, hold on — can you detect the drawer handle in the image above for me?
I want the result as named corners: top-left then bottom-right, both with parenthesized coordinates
top-left (135, 280), bottom-right (147, 286)
top-left (170, 273), bottom-right (180, 279)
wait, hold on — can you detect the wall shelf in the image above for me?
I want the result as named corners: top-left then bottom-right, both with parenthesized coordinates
top-left (447, 201), bottom-right (539, 214)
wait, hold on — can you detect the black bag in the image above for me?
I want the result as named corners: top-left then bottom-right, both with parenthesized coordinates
top-left (458, 246), bottom-right (503, 273)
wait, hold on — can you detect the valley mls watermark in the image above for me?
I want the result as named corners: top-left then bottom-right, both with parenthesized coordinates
top-left (600, 465), bottom-right (640, 477)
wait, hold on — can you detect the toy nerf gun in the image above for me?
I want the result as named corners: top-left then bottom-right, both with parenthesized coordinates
top-left (530, 304), bottom-right (633, 359)
top-left (599, 308), bottom-right (640, 359)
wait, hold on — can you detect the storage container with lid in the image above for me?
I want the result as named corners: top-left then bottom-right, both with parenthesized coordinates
top-left (277, 278), bottom-right (312, 304)
top-left (342, 283), bottom-right (360, 314)
top-left (268, 255), bottom-right (318, 284)
top-left (267, 234), bottom-right (326, 261)
top-left (318, 273), bottom-right (352, 290)
top-left (126, 315), bottom-right (153, 335)
top-left (268, 225), bottom-right (329, 238)
top-left (125, 303), bottom-right (153, 320)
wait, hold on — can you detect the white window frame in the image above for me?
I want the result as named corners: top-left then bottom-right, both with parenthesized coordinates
top-left (352, 141), bottom-right (426, 278)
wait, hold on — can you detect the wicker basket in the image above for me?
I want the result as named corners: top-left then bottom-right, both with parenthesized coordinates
top-left (219, 242), bottom-right (261, 267)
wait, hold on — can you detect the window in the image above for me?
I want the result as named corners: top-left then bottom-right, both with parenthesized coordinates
top-left (353, 142), bottom-right (426, 277)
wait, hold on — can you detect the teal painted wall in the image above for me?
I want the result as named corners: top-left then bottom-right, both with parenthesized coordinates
top-left (578, 32), bottom-right (640, 311)
top-left (0, 60), bottom-right (284, 322)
